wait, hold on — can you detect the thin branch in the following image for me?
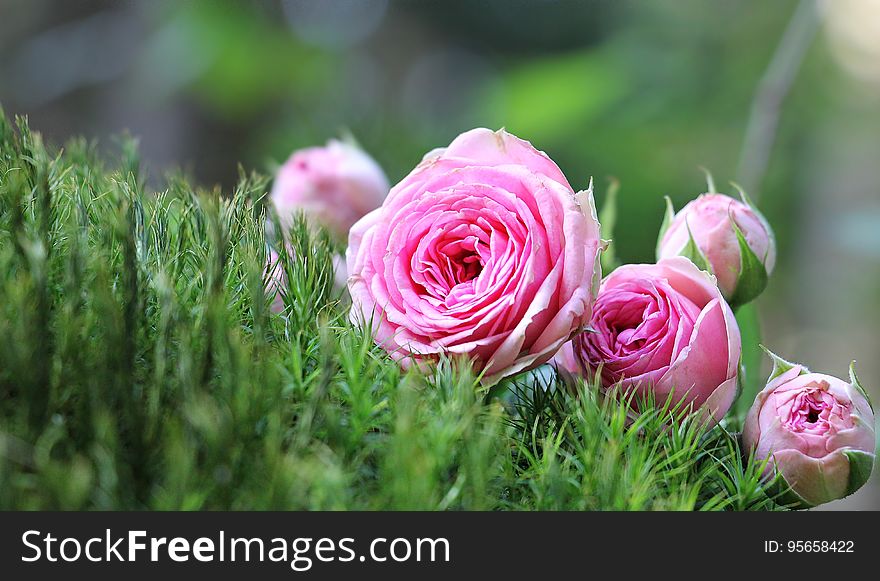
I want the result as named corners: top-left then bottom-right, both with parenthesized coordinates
top-left (736, 0), bottom-right (820, 199)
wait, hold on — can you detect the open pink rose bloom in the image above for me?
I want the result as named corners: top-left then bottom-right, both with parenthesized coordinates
top-left (346, 128), bottom-right (603, 383)
top-left (743, 361), bottom-right (875, 506)
top-left (556, 257), bottom-right (741, 422)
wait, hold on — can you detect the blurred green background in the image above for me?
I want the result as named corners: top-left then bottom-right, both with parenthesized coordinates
top-left (1, 0), bottom-right (878, 509)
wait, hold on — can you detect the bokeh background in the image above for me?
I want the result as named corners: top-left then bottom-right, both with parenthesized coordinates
top-left (1, 0), bottom-right (878, 509)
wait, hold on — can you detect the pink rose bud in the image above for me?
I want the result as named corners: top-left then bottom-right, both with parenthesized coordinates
top-left (743, 350), bottom-right (875, 507)
top-left (656, 179), bottom-right (775, 308)
top-left (555, 257), bottom-right (741, 422)
top-left (347, 128), bottom-right (603, 384)
top-left (270, 139), bottom-right (389, 241)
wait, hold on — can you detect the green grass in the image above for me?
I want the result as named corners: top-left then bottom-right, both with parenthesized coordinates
top-left (0, 110), bottom-right (781, 510)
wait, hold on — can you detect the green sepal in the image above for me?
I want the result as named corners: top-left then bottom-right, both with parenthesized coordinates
top-left (655, 195), bottom-right (676, 259)
top-left (733, 360), bottom-right (745, 406)
top-left (760, 345), bottom-right (808, 382)
top-left (730, 181), bottom-right (756, 209)
top-left (849, 362), bottom-right (873, 412)
top-left (699, 165), bottom-right (717, 193)
top-left (732, 181), bottom-right (777, 267)
top-left (598, 177), bottom-right (619, 274)
top-left (726, 219), bottom-right (768, 308)
top-left (843, 450), bottom-right (875, 497)
top-left (680, 221), bottom-right (711, 274)
top-left (339, 128), bottom-right (362, 149)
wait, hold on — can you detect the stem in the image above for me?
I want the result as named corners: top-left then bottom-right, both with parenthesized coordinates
top-left (736, 0), bottom-right (820, 199)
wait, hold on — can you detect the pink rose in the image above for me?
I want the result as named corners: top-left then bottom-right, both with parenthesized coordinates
top-left (743, 352), bottom-right (875, 507)
top-left (657, 192), bottom-right (775, 306)
top-left (271, 139), bottom-right (389, 241)
top-left (556, 257), bottom-right (741, 422)
top-left (347, 128), bottom-right (603, 383)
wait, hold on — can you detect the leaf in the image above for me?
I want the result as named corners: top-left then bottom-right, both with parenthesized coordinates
top-left (726, 219), bottom-right (768, 309)
top-left (598, 177), bottom-right (619, 274)
top-left (760, 345), bottom-right (808, 382)
top-left (843, 450), bottom-right (875, 497)
top-left (679, 221), bottom-right (711, 274)
top-left (480, 51), bottom-right (628, 142)
top-left (849, 362), bottom-right (874, 412)
top-left (655, 195), bottom-right (676, 259)
top-left (734, 303), bottom-right (762, 418)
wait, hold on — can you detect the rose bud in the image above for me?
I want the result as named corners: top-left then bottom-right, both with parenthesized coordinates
top-left (656, 177), bottom-right (775, 308)
top-left (270, 139), bottom-right (389, 242)
top-left (347, 128), bottom-right (603, 384)
top-left (743, 349), bottom-right (875, 507)
top-left (554, 257), bottom-right (741, 422)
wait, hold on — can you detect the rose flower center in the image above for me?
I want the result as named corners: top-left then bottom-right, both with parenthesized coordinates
top-left (612, 318), bottom-right (645, 350)
top-left (416, 230), bottom-right (489, 306)
top-left (784, 382), bottom-right (835, 434)
top-left (441, 236), bottom-right (483, 286)
top-left (606, 295), bottom-right (659, 354)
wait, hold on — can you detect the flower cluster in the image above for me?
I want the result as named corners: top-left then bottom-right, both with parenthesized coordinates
top-left (267, 128), bottom-right (874, 508)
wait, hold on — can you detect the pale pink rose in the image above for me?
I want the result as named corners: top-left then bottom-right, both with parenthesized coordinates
top-left (657, 193), bottom-right (775, 304)
top-left (743, 359), bottom-right (875, 507)
top-left (347, 128), bottom-right (603, 383)
top-left (271, 139), bottom-right (389, 241)
top-left (265, 247), bottom-right (348, 314)
top-left (555, 257), bottom-right (741, 422)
